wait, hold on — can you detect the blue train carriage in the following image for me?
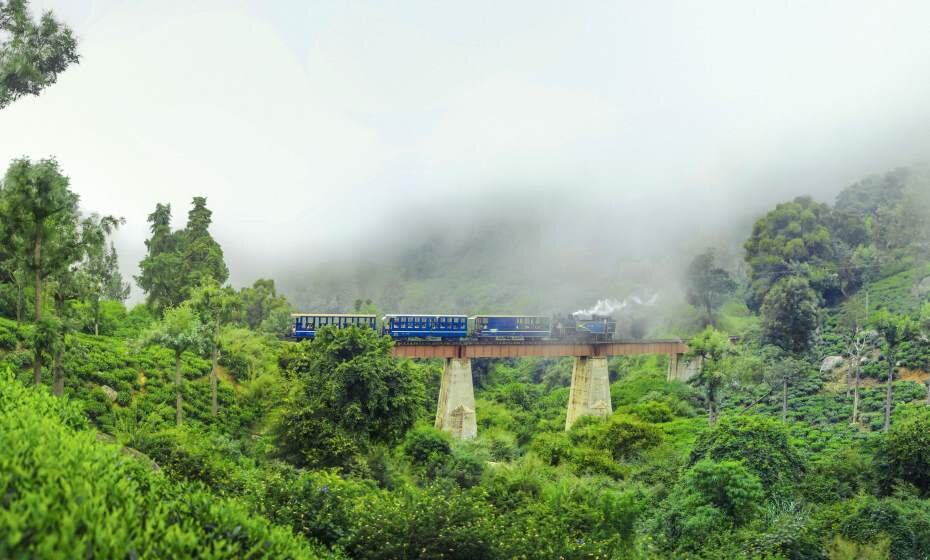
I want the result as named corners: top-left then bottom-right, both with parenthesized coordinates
top-left (292, 313), bottom-right (377, 340)
top-left (382, 314), bottom-right (469, 340)
top-left (471, 315), bottom-right (551, 340)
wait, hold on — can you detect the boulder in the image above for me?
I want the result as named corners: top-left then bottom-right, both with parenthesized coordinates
top-left (99, 385), bottom-right (118, 402)
top-left (820, 356), bottom-right (844, 373)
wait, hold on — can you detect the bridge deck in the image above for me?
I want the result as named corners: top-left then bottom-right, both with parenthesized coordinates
top-left (390, 340), bottom-right (687, 359)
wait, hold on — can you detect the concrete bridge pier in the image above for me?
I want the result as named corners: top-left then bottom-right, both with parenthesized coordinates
top-left (435, 358), bottom-right (477, 439)
top-left (565, 356), bottom-right (612, 430)
top-left (667, 353), bottom-right (701, 382)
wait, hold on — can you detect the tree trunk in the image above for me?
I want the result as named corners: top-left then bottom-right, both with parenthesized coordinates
top-left (707, 385), bottom-right (717, 425)
top-left (33, 232), bottom-right (42, 386)
top-left (33, 233), bottom-right (42, 321)
top-left (852, 363), bottom-right (860, 424)
top-left (210, 338), bottom-right (219, 417)
top-left (782, 376), bottom-right (788, 423)
top-left (845, 365), bottom-right (851, 399)
top-left (15, 282), bottom-right (23, 325)
top-left (52, 346), bottom-right (64, 397)
top-left (92, 296), bottom-right (100, 336)
top-left (175, 353), bottom-right (183, 426)
top-left (883, 357), bottom-right (894, 432)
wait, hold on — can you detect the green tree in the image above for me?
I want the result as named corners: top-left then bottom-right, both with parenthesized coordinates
top-left (686, 326), bottom-right (734, 424)
top-left (274, 326), bottom-right (426, 471)
top-left (684, 249), bottom-right (737, 327)
top-left (846, 327), bottom-right (878, 424)
top-left (650, 459), bottom-right (764, 555)
top-left (188, 278), bottom-right (240, 417)
top-left (180, 196), bottom-right (228, 289)
top-left (761, 275), bottom-right (819, 357)
top-left (921, 302), bottom-right (930, 405)
top-left (136, 203), bottom-right (185, 315)
top-left (31, 313), bottom-right (62, 393)
top-left (0, 158), bottom-right (119, 385)
top-left (878, 405), bottom-right (930, 497)
top-left (0, 211), bottom-right (27, 323)
top-left (871, 310), bottom-right (918, 432)
top-left (238, 278), bottom-right (291, 332)
top-left (761, 348), bottom-right (809, 423)
top-left (137, 198), bottom-right (228, 316)
top-left (0, 0), bottom-right (79, 109)
top-left (744, 195), bottom-right (838, 309)
top-left (79, 217), bottom-right (128, 335)
top-left (140, 304), bottom-right (207, 426)
top-left (689, 414), bottom-right (804, 494)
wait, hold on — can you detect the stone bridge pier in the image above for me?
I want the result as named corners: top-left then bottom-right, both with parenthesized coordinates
top-left (414, 339), bottom-right (695, 439)
top-left (565, 356), bottom-right (612, 429)
top-left (667, 353), bottom-right (701, 382)
top-left (434, 358), bottom-right (477, 439)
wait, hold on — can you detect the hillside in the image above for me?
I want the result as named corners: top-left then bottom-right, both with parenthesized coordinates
top-left (2, 145), bottom-right (930, 557)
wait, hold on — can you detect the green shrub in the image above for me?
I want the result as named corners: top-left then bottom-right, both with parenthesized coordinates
top-left (814, 495), bottom-right (930, 559)
top-left (0, 328), bottom-right (16, 351)
top-left (342, 485), bottom-right (496, 560)
top-left (626, 400), bottom-right (675, 423)
top-left (403, 424), bottom-right (452, 464)
top-left (877, 404), bottom-right (930, 496)
top-left (529, 431), bottom-right (572, 467)
top-left (477, 429), bottom-right (520, 462)
top-left (131, 425), bottom-right (247, 494)
top-left (689, 414), bottom-right (805, 495)
top-left (649, 459), bottom-right (764, 555)
top-left (256, 466), bottom-right (375, 547)
top-left (402, 425), bottom-right (485, 487)
top-left (799, 445), bottom-right (876, 504)
top-left (0, 372), bottom-right (334, 559)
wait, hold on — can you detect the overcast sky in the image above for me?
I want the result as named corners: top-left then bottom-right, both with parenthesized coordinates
top-left (3, 0), bottom-right (930, 298)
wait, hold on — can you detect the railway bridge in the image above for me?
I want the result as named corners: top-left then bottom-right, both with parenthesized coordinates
top-left (391, 340), bottom-right (700, 439)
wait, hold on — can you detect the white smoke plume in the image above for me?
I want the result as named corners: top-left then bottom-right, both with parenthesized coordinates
top-left (573, 295), bottom-right (658, 317)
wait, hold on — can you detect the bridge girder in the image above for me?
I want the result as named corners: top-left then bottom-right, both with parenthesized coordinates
top-left (390, 340), bottom-right (688, 359)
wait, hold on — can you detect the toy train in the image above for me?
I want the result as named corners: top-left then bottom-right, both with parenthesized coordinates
top-left (291, 313), bottom-right (617, 342)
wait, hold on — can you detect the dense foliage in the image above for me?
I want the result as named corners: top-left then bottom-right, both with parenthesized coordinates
top-left (3, 12), bottom-right (930, 554)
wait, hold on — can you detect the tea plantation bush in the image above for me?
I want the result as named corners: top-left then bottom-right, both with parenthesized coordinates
top-left (0, 371), bottom-right (337, 559)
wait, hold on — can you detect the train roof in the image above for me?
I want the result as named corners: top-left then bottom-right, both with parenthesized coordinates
top-left (381, 314), bottom-right (468, 318)
top-left (470, 315), bottom-right (549, 318)
top-left (291, 313), bottom-right (377, 318)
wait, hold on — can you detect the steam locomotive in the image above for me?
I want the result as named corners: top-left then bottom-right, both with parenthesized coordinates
top-left (291, 313), bottom-right (616, 342)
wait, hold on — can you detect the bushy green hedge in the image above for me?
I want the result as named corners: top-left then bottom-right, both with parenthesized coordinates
top-left (0, 371), bottom-right (336, 559)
